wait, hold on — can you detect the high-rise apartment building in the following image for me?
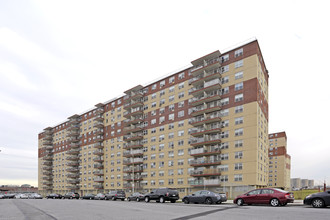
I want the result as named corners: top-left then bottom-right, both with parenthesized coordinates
top-left (268, 132), bottom-right (291, 190)
top-left (38, 39), bottom-right (269, 198)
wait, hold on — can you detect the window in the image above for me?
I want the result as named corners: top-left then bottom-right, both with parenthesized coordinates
top-left (178, 101), bottom-right (184, 108)
top-left (178, 72), bottom-right (185, 79)
top-left (234, 174), bottom-right (243, 181)
top-left (178, 159), bottom-right (184, 165)
top-left (159, 134), bottom-right (165, 142)
top-left (159, 116), bottom-right (165, 123)
top-left (178, 168), bottom-right (184, 175)
top-left (235, 48), bottom-right (243, 57)
top-left (159, 171), bottom-right (164, 176)
top-left (168, 179), bottom-right (174, 185)
top-left (235, 140), bottom-right (243, 148)
top-left (220, 153), bottom-right (229, 160)
top-left (160, 99), bottom-right (165, 106)
top-left (235, 71), bottom-right (243, 79)
top-left (235, 151), bottom-right (243, 159)
top-left (235, 82), bottom-right (243, 91)
top-left (178, 149), bottom-right (184, 156)
top-left (159, 107), bottom-right (165, 114)
top-left (221, 97), bottom-right (229, 106)
top-left (235, 163), bottom-right (243, 170)
top-left (169, 86), bottom-right (175, 93)
top-left (168, 151), bottom-right (174, 158)
top-left (168, 132), bottom-right (174, 139)
top-left (235, 128), bottom-right (243, 136)
top-left (151, 128), bottom-right (156, 133)
top-left (178, 139), bottom-right (184, 146)
top-left (235, 60), bottom-right (243, 68)
top-left (178, 82), bottom-right (184, 89)
top-left (221, 65), bottom-right (229, 73)
top-left (221, 54), bottom-right (229, 63)
top-left (221, 87), bottom-right (229, 95)
top-left (152, 84), bottom-right (157, 90)
top-left (159, 152), bottom-right (164, 158)
top-left (159, 161), bottom-right (164, 168)
top-left (235, 117), bottom-right (243, 125)
top-left (178, 92), bottom-right (184, 99)
top-left (178, 120), bottom-right (184, 127)
top-left (160, 89), bottom-right (165, 97)
top-left (178, 130), bottom-right (184, 137)
top-left (235, 94), bottom-right (244, 102)
top-left (235, 105), bottom-right (244, 113)
top-left (168, 123), bottom-right (174, 129)
top-left (169, 113), bottom-right (174, 121)
top-left (178, 110), bottom-right (184, 117)
top-left (160, 80), bottom-right (165, 87)
top-left (169, 95), bottom-right (175, 102)
top-left (221, 76), bottom-right (229, 84)
top-left (151, 102), bottom-right (157, 108)
top-left (169, 76), bottom-right (175, 83)
top-left (151, 119), bottom-right (156, 125)
top-left (151, 93), bottom-right (157, 99)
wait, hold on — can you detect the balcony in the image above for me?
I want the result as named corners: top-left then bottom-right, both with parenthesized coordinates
top-left (66, 155), bottom-right (79, 161)
top-left (93, 115), bottom-right (104, 122)
top-left (42, 161), bottom-right (52, 166)
top-left (66, 131), bottom-right (80, 137)
top-left (44, 186), bottom-right (53, 190)
top-left (190, 135), bottom-right (221, 147)
top-left (189, 158), bottom-right (221, 167)
top-left (42, 166), bottom-right (52, 171)
top-left (44, 129), bottom-right (53, 136)
top-left (94, 177), bottom-right (104, 183)
top-left (69, 142), bottom-right (80, 148)
top-left (123, 158), bottom-right (143, 165)
top-left (44, 134), bottom-right (53, 140)
top-left (66, 161), bottom-right (79, 167)
top-left (43, 181), bottom-right (53, 186)
top-left (66, 148), bottom-right (80, 155)
top-left (189, 91), bottom-right (222, 107)
top-left (66, 167), bottom-right (79, 173)
top-left (44, 145), bottom-right (53, 150)
top-left (93, 156), bottom-right (104, 162)
top-left (94, 136), bottom-right (104, 142)
top-left (190, 70), bottom-right (221, 86)
top-left (93, 150), bottom-right (104, 155)
top-left (93, 170), bottom-right (104, 176)
top-left (123, 142), bottom-right (143, 150)
top-left (43, 140), bottom-right (52, 145)
top-left (93, 184), bottom-right (104, 189)
top-left (67, 173), bottom-right (79, 178)
top-left (189, 168), bottom-right (221, 177)
top-left (189, 146), bottom-right (221, 156)
top-left (93, 121), bottom-right (104, 128)
top-left (66, 185), bottom-right (79, 190)
top-left (123, 149), bottom-right (144, 158)
top-left (123, 183), bottom-right (142, 189)
top-left (123, 174), bottom-right (143, 181)
top-left (124, 125), bottom-right (144, 134)
top-left (190, 102), bottom-right (222, 117)
top-left (93, 164), bottom-right (104, 169)
top-left (190, 124), bottom-right (222, 137)
top-left (124, 134), bottom-right (143, 141)
top-left (124, 109), bottom-right (144, 118)
top-left (191, 114), bottom-right (222, 126)
top-left (67, 125), bottom-right (80, 131)
top-left (123, 166), bottom-right (144, 173)
top-left (189, 179), bottom-right (221, 187)
top-left (191, 60), bottom-right (221, 76)
top-left (69, 137), bottom-right (80, 143)
top-left (43, 171), bottom-right (52, 175)
top-left (124, 117), bottom-right (144, 126)
top-left (67, 179), bottom-right (79, 184)
top-left (42, 176), bottom-right (53, 180)
top-left (124, 91), bottom-right (143, 103)
top-left (43, 155), bottom-right (53, 161)
top-left (93, 129), bottom-right (104, 136)
top-left (93, 142), bottom-right (104, 149)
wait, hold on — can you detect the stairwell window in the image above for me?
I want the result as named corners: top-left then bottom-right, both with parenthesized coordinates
top-left (235, 71), bottom-right (243, 79)
top-left (234, 174), bottom-right (243, 181)
top-left (235, 82), bottom-right (243, 91)
top-left (235, 48), bottom-right (243, 57)
top-left (235, 128), bottom-right (244, 136)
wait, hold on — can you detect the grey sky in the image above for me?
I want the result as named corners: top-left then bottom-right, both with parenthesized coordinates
top-left (0, 0), bottom-right (329, 186)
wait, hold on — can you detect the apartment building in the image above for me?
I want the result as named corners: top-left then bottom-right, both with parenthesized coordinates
top-left (38, 39), bottom-right (269, 198)
top-left (268, 132), bottom-right (291, 190)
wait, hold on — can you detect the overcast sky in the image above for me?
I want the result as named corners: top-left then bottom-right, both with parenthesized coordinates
top-left (0, 0), bottom-right (329, 187)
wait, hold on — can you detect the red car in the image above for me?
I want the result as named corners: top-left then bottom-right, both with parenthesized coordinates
top-left (234, 188), bottom-right (294, 207)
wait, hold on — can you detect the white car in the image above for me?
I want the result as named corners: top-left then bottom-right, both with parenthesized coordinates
top-left (15, 194), bottom-right (28, 199)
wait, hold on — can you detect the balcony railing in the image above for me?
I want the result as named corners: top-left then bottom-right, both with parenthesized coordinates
top-left (93, 164), bottom-right (104, 169)
top-left (66, 155), bottom-right (79, 161)
top-left (123, 166), bottom-right (144, 173)
top-left (123, 174), bottom-right (143, 181)
top-left (93, 184), bottom-right (104, 189)
top-left (189, 145), bottom-right (221, 156)
top-left (93, 121), bottom-right (104, 128)
top-left (123, 158), bottom-right (143, 165)
top-left (66, 148), bottom-right (80, 155)
top-left (94, 177), bottom-right (104, 182)
top-left (93, 150), bottom-right (104, 155)
top-left (123, 149), bottom-right (144, 157)
top-left (66, 161), bottom-right (79, 167)
top-left (189, 158), bottom-right (222, 166)
top-left (93, 170), bottom-right (104, 176)
top-left (189, 168), bottom-right (221, 177)
top-left (93, 156), bottom-right (104, 162)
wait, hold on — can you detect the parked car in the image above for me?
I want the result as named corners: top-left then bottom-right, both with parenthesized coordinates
top-left (46, 193), bottom-right (63, 199)
top-left (63, 192), bottom-right (80, 199)
top-left (144, 188), bottom-right (179, 203)
top-left (234, 188), bottom-right (294, 207)
top-left (105, 191), bottom-right (126, 201)
top-left (127, 192), bottom-right (145, 202)
top-left (82, 194), bottom-right (96, 200)
top-left (0, 194), bottom-right (4, 199)
top-left (31, 193), bottom-right (43, 199)
top-left (15, 193), bottom-right (27, 199)
top-left (304, 190), bottom-right (330, 208)
top-left (94, 193), bottom-right (106, 200)
top-left (182, 190), bottom-right (227, 204)
top-left (3, 194), bottom-right (15, 199)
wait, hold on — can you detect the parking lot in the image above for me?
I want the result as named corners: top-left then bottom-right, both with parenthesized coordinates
top-left (0, 199), bottom-right (329, 220)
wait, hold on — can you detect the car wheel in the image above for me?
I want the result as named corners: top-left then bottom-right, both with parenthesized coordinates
top-left (237, 198), bottom-right (244, 206)
top-left (270, 198), bottom-right (279, 207)
top-left (159, 196), bottom-right (165, 203)
top-left (136, 198), bottom-right (140, 202)
top-left (183, 198), bottom-right (189, 204)
top-left (312, 198), bottom-right (325, 208)
top-left (145, 197), bottom-right (150, 203)
top-left (127, 198), bottom-right (131, 202)
top-left (205, 198), bottom-right (213, 205)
